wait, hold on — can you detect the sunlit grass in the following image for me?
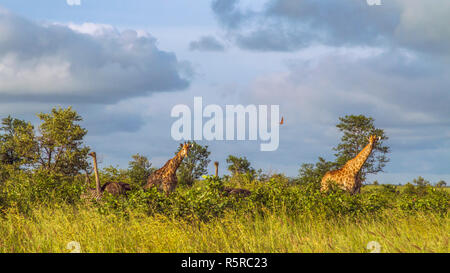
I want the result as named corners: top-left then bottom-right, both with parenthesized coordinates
top-left (0, 204), bottom-right (447, 253)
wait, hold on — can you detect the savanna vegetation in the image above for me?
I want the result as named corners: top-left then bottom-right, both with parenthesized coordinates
top-left (0, 108), bottom-right (448, 253)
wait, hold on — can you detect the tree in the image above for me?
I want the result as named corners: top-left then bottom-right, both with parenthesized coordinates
top-left (0, 116), bottom-right (37, 167)
top-left (411, 176), bottom-right (430, 187)
top-left (36, 107), bottom-right (90, 176)
top-left (0, 116), bottom-right (37, 182)
top-left (226, 155), bottom-right (254, 176)
top-left (436, 180), bottom-right (447, 187)
top-left (128, 153), bottom-right (154, 187)
top-left (297, 157), bottom-right (337, 187)
top-left (333, 115), bottom-right (389, 185)
top-left (177, 141), bottom-right (211, 186)
top-left (405, 176), bottom-right (431, 196)
top-left (256, 168), bottom-right (269, 181)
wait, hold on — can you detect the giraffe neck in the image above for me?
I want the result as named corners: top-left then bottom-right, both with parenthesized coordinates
top-left (344, 141), bottom-right (374, 176)
top-left (92, 156), bottom-right (101, 195)
top-left (161, 151), bottom-right (186, 177)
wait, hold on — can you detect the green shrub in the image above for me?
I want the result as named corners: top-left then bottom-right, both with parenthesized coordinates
top-left (96, 176), bottom-right (235, 222)
top-left (380, 184), bottom-right (399, 194)
top-left (0, 170), bottom-right (83, 215)
top-left (398, 187), bottom-right (449, 215)
top-left (1, 169), bottom-right (448, 221)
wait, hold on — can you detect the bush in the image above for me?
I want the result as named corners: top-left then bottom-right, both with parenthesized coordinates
top-left (380, 184), bottom-right (399, 195)
top-left (0, 170), bottom-right (84, 215)
top-left (1, 168), bottom-right (448, 222)
top-left (96, 175), bottom-right (235, 222)
top-left (398, 186), bottom-right (449, 215)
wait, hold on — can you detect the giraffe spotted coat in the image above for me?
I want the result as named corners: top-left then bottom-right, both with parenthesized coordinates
top-left (321, 135), bottom-right (380, 194)
top-left (144, 142), bottom-right (191, 194)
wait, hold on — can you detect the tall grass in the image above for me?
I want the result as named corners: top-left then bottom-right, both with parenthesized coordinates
top-left (0, 204), bottom-right (447, 253)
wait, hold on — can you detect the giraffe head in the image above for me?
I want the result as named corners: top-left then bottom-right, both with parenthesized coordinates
top-left (368, 135), bottom-right (381, 145)
top-left (88, 152), bottom-right (96, 158)
top-left (179, 142), bottom-right (192, 158)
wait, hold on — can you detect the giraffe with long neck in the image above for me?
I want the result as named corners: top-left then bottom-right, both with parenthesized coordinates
top-left (81, 152), bottom-right (131, 201)
top-left (80, 152), bottom-right (103, 200)
top-left (144, 142), bottom-right (192, 194)
top-left (321, 135), bottom-right (380, 194)
top-left (214, 161), bottom-right (219, 177)
top-left (90, 152), bottom-right (102, 196)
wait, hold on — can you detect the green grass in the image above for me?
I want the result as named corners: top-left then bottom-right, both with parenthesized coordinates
top-left (0, 204), bottom-right (447, 253)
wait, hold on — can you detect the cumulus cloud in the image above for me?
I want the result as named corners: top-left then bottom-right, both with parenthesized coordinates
top-left (211, 0), bottom-right (450, 55)
top-left (189, 35), bottom-right (226, 52)
top-left (0, 8), bottom-right (190, 103)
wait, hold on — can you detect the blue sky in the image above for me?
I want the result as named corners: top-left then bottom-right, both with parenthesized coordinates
top-left (0, 0), bottom-right (215, 27)
top-left (0, 0), bottom-right (449, 184)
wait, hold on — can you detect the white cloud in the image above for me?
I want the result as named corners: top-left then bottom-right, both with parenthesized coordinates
top-left (0, 9), bottom-right (190, 103)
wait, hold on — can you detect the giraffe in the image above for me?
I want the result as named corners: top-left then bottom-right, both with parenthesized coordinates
top-left (211, 160), bottom-right (251, 197)
top-left (223, 187), bottom-right (251, 197)
top-left (81, 152), bottom-right (131, 200)
top-left (80, 152), bottom-right (103, 200)
top-left (320, 135), bottom-right (380, 194)
top-left (90, 152), bottom-right (131, 195)
top-left (214, 161), bottom-right (219, 177)
top-left (143, 142), bottom-right (192, 194)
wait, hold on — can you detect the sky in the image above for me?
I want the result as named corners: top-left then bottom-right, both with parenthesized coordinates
top-left (0, 0), bottom-right (449, 184)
